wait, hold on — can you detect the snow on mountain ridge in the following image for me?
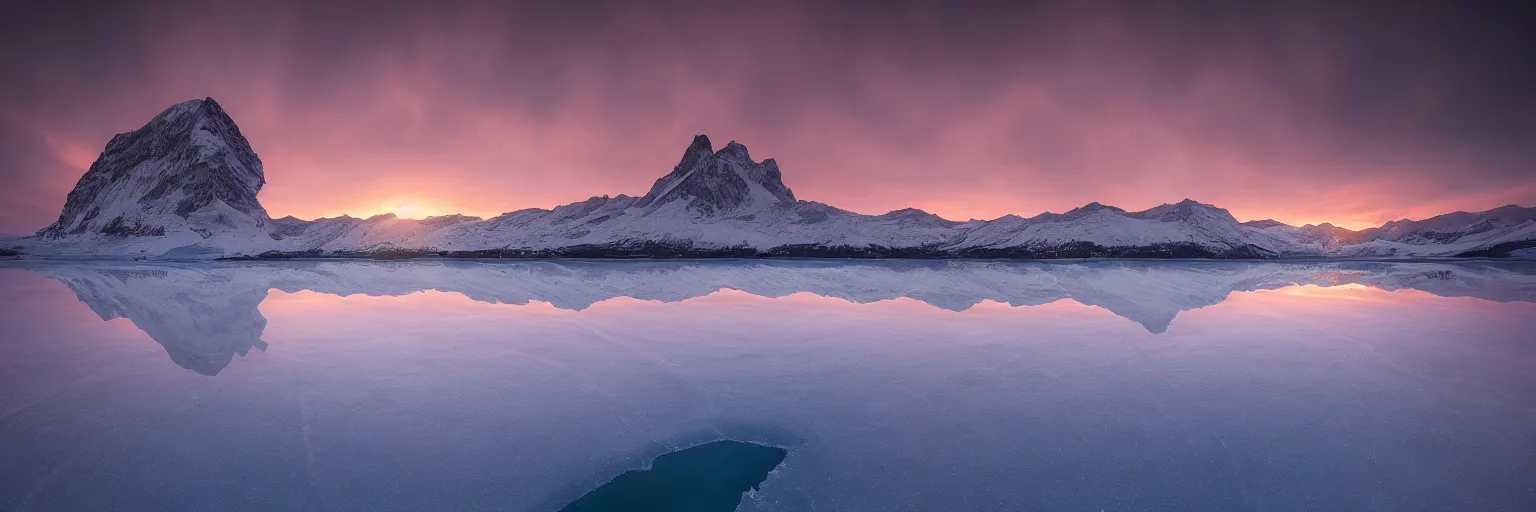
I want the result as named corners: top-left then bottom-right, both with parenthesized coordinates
top-left (946, 199), bottom-right (1303, 257)
top-left (30, 98), bottom-right (277, 258)
top-left (1247, 206), bottom-right (1536, 256)
top-left (39, 98), bottom-right (267, 238)
top-left (632, 135), bottom-right (795, 214)
top-left (15, 98), bottom-right (1536, 259)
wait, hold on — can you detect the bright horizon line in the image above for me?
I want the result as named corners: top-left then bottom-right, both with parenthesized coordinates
top-left (15, 185), bottom-right (1523, 236)
top-left (13, 129), bottom-right (1531, 235)
top-left (6, 2), bottom-right (1533, 237)
top-left (10, 98), bottom-right (1532, 235)
top-left (262, 193), bottom-right (1528, 232)
top-left (17, 112), bottom-right (1535, 235)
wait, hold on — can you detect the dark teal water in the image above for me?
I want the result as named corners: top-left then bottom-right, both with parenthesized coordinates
top-left (559, 440), bottom-right (786, 512)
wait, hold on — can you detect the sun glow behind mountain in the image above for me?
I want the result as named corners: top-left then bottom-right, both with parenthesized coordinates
top-left (345, 198), bottom-right (485, 221)
top-left (20, 96), bottom-right (1536, 261)
top-left (384, 201), bottom-right (435, 220)
top-left (3, 2), bottom-right (1534, 236)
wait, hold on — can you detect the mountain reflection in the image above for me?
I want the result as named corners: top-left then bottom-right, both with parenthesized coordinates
top-left (19, 259), bottom-right (1536, 375)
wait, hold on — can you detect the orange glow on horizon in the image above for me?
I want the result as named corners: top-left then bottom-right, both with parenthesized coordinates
top-left (5, 2), bottom-right (1534, 237)
top-left (25, 126), bottom-right (1530, 231)
top-left (237, 157), bottom-right (1534, 228)
top-left (367, 199), bottom-right (459, 220)
top-left (17, 95), bottom-right (1534, 232)
top-left (253, 186), bottom-right (1516, 230)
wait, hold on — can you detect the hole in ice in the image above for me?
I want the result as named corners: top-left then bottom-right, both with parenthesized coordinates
top-left (557, 440), bottom-right (788, 512)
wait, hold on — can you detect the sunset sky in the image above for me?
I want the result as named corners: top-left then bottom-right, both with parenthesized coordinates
top-left (2, 0), bottom-right (1532, 233)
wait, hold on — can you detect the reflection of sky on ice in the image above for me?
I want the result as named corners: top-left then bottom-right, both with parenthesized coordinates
top-left (1, 260), bottom-right (1534, 511)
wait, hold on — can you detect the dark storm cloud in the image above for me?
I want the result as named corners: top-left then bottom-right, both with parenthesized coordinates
top-left (1, 0), bottom-right (1532, 232)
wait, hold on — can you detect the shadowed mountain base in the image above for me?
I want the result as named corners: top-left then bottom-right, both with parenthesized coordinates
top-left (1455, 240), bottom-right (1536, 258)
top-left (242, 241), bottom-right (1277, 260)
top-left (558, 440), bottom-right (787, 512)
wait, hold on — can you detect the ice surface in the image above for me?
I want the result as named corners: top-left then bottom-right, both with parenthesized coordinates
top-left (16, 259), bottom-right (1536, 371)
top-left (1, 260), bottom-right (1534, 511)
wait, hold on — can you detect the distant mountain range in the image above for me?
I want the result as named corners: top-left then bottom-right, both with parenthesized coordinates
top-left (22, 259), bottom-right (1536, 375)
top-left (7, 98), bottom-right (1535, 260)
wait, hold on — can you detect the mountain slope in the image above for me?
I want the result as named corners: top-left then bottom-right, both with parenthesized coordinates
top-left (32, 98), bottom-right (274, 257)
top-left (15, 98), bottom-right (1535, 260)
top-left (946, 200), bottom-right (1311, 258)
top-left (1245, 206), bottom-right (1536, 257)
top-left (632, 135), bottom-right (795, 212)
top-left (263, 134), bottom-right (967, 256)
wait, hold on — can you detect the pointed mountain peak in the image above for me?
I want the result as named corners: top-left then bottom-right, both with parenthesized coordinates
top-left (632, 135), bottom-right (796, 213)
top-left (157, 97), bottom-right (230, 123)
top-left (668, 134), bottom-right (716, 176)
top-left (1242, 219), bottom-right (1290, 229)
top-left (1168, 199), bottom-right (1223, 212)
top-left (38, 97), bottom-right (269, 240)
top-left (717, 141), bottom-right (750, 162)
top-left (1180, 199), bottom-right (1228, 211)
top-left (1064, 201), bottom-right (1124, 217)
top-left (1128, 198), bottom-right (1238, 223)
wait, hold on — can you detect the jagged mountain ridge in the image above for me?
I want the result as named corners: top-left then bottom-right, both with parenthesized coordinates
top-left (632, 135), bottom-right (795, 212)
top-left (14, 97), bottom-right (1536, 259)
top-left (39, 98), bottom-right (268, 237)
top-left (29, 98), bottom-right (276, 258)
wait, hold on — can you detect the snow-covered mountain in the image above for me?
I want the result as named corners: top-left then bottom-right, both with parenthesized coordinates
top-left (12, 98), bottom-right (1536, 260)
top-left (1248, 205), bottom-right (1536, 258)
top-left (175, 132), bottom-right (971, 258)
top-left (948, 200), bottom-right (1304, 258)
top-left (32, 98), bottom-right (276, 258)
top-left (20, 259), bottom-right (1536, 374)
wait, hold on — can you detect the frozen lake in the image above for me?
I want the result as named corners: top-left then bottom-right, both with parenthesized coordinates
top-left (1, 259), bottom-right (1534, 511)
